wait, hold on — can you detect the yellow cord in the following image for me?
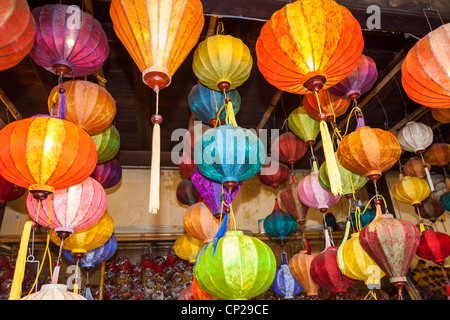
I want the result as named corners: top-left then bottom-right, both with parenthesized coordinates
top-left (334, 105), bottom-right (363, 141)
top-left (364, 290), bottom-right (377, 300)
top-left (93, 71), bottom-right (107, 84)
top-left (356, 194), bottom-right (388, 232)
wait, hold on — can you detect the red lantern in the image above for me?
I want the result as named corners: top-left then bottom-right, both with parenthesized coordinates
top-left (418, 195), bottom-right (445, 223)
top-left (303, 90), bottom-right (351, 122)
top-left (257, 161), bottom-right (290, 190)
top-left (176, 179), bottom-right (200, 206)
top-left (0, 174), bottom-right (26, 204)
top-left (280, 181), bottom-right (309, 225)
top-left (271, 132), bottom-right (307, 172)
top-left (179, 152), bottom-right (195, 178)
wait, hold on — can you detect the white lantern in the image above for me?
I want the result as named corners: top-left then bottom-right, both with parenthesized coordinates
top-left (21, 284), bottom-right (86, 300)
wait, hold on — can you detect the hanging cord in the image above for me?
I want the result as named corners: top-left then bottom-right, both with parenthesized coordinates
top-left (364, 289), bottom-right (378, 300)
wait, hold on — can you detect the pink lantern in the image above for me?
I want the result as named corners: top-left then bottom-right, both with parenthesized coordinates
top-left (26, 177), bottom-right (106, 237)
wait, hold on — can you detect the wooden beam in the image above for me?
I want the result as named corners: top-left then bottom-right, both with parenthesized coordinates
top-left (256, 89), bottom-right (284, 135)
top-left (0, 87), bottom-right (22, 120)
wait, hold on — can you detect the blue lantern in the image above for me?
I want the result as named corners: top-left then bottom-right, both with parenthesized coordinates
top-left (271, 256), bottom-right (303, 299)
top-left (263, 200), bottom-right (297, 240)
top-left (350, 205), bottom-right (376, 229)
top-left (188, 83), bottom-right (241, 127)
top-left (440, 191), bottom-right (450, 211)
top-left (194, 124), bottom-right (265, 191)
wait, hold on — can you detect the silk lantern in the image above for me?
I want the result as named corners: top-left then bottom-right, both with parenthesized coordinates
top-left (392, 176), bottom-right (430, 208)
top-left (188, 83), bottom-right (241, 127)
top-left (401, 23), bottom-right (450, 108)
top-left (110, 0), bottom-right (204, 214)
top-left (30, 4), bottom-right (108, 78)
top-left (419, 194), bottom-right (445, 223)
top-left (257, 161), bottom-right (290, 190)
top-left (0, 116), bottom-right (97, 201)
top-left (22, 284), bottom-right (86, 300)
top-left (183, 202), bottom-right (225, 243)
top-left (289, 250), bottom-right (319, 298)
top-left (431, 108), bottom-right (450, 124)
top-left (303, 90), bottom-right (351, 123)
top-left (0, 0), bottom-right (35, 71)
top-left (271, 132), bottom-right (307, 173)
top-left (288, 106), bottom-right (320, 147)
top-left (48, 80), bottom-right (116, 135)
top-left (91, 125), bottom-right (120, 164)
top-left (424, 143), bottom-right (450, 168)
top-left (271, 258), bottom-right (303, 299)
top-left (174, 233), bottom-right (204, 263)
top-left (179, 152), bottom-right (195, 178)
top-left (176, 179), bottom-right (199, 206)
top-left (329, 54), bottom-right (378, 101)
top-left (90, 159), bottom-right (122, 189)
top-left (280, 181), bottom-right (309, 225)
top-left (194, 230), bottom-right (276, 300)
top-left (403, 157), bottom-right (431, 179)
top-left (192, 34), bottom-right (252, 92)
top-left (0, 174), bottom-right (26, 204)
top-left (263, 200), bottom-right (298, 240)
top-left (26, 177), bottom-right (107, 237)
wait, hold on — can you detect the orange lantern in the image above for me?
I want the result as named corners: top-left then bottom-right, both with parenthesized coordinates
top-left (0, 116), bottom-right (97, 200)
top-left (183, 202), bottom-right (227, 243)
top-left (402, 23), bottom-right (450, 108)
top-left (431, 108), bottom-right (450, 124)
top-left (48, 80), bottom-right (116, 135)
top-left (191, 277), bottom-right (221, 300)
top-left (424, 143), bottom-right (450, 168)
top-left (289, 250), bottom-right (319, 298)
top-left (110, 0), bottom-right (204, 214)
top-left (402, 157), bottom-right (431, 179)
top-left (303, 90), bottom-right (351, 123)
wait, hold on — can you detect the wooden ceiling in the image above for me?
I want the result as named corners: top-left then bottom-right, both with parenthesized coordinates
top-left (1, 0), bottom-right (449, 169)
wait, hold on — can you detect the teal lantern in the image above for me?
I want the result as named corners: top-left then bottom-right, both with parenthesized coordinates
top-left (194, 124), bottom-right (265, 191)
top-left (350, 205), bottom-right (376, 229)
top-left (188, 83), bottom-right (241, 127)
top-left (263, 200), bottom-right (298, 240)
top-left (440, 191), bottom-right (450, 211)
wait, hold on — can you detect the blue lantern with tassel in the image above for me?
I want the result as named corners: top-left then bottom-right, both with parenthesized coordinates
top-left (188, 83), bottom-right (241, 127)
top-left (271, 252), bottom-right (303, 299)
top-left (263, 199), bottom-right (298, 240)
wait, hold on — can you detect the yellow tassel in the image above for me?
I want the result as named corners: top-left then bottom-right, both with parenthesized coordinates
top-left (320, 120), bottom-right (342, 195)
top-left (9, 221), bottom-right (32, 300)
top-left (225, 100), bottom-right (238, 126)
top-left (149, 122), bottom-right (160, 214)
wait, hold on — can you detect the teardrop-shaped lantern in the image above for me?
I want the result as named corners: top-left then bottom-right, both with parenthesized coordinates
top-left (280, 181), bottom-right (309, 225)
top-left (91, 125), bottom-right (120, 164)
top-left (191, 276), bottom-right (221, 300)
top-left (287, 106), bottom-right (320, 147)
top-left (263, 200), bottom-right (298, 240)
top-left (392, 176), bottom-right (431, 208)
top-left (22, 284), bottom-right (86, 300)
top-left (194, 230), bottom-right (276, 300)
top-left (337, 125), bottom-right (402, 183)
top-left (0, 116), bottom-right (97, 200)
top-left (174, 233), bottom-right (204, 264)
top-left (176, 179), bottom-right (199, 206)
top-left (303, 90), bottom-right (351, 122)
top-left (30, 4), bottom-right (109, 77)
top-left (424, 143), bottom-right (450, 168)
top-left (256, 0), bottom-right (364, 95)
top-left (289, 250), bottom-right (319, 298)
top-left (183, 202), bottom-right (225, 243)
top-left (0, 0), bottom-right (35, 71)
top-left (0, 174), bottom-right (26, 204)
top-left (90, 159), bottom-right (122, 189)
top-left (257, 161), bottom-right (290, 190)
top-left (192, 34), bottom-right (252, 92)
top-left (401, 23), bottom-right (450, 108)
top-left (271, 263), bottom-right (303, 299)
top-left (420, 194), bottom-right (445, 223)
top-left (188, 83), bottom-right (241, 127)
top-left (48, 80), bottom-right (116, 135)
top-left (271, 132), bottom-right (307, 172)
top-left (431, 108), bottom-right (450, 124)
top-left (329, 54), bottom-right (378, 101)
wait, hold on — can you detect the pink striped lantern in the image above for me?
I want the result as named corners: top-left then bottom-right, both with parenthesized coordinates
top-left (90, 159), bottom-right (122, 189)
top-left (29, 4), bottom-right (109, 78)
top-left (26, 177), bottom-right (106, 237)
top-left (329, 54), bottom-right (378, 101)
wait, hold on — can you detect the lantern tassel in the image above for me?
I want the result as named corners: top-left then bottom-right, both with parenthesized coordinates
top-left (86, 285), bottom-right (94, 300)
top-left (420, 154), bottom-right (435, 192)
top-left (149, 91), bottom-right (161, 214)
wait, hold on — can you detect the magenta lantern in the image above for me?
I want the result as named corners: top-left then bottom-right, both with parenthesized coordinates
top-left (29, 4), bottom-right (109, 77)
top-left (0, 174), bottom-right (26, 204)
top-left (90, 159), bottom-right (122, 189)
top-left (26, 177), bottom-right (106, 237)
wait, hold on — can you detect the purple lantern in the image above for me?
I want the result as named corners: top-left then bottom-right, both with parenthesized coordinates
top-left (91, 159), bottom-right (122, 189)
top-left (329, 54), bottom-right (378, 101)
top-left (190, 166), bottom-right (242, 217)
top-left (29, 4), bottom-right (109, 78)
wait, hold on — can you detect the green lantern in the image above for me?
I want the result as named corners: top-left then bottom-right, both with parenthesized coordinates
top-left (319, 153), bottom-right (368, 199)
top-left (194, 230), bottom-right (276, 300)
top-left (288, 106), bottom-right (320, 147)
top-left (91, 125), bottom-right (120, 163)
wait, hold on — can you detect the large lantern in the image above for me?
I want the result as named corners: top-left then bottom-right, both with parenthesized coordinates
top-left (192, 34), bottom-right (252, 92)
top-left (289, 250), bottom-right (319, 298)
top-left (303, 90), bottom-right (350, 123)
top-left (174, 233), bottom-right (204, 264)
top-left (329, 54), bottom-right (378, 101)
top-left (176, 179), bottom-right (199, 206)
top-left (401, 23), bottom-right (450, 108)
top-left (392, 176), bottom-right (431, 210)
top-left (287, 106), bottom-right (320, 147)
top-left (48, 80), bottom-right (116, 135)
top-left (91, 125), bottom-right (120, 164)
top-left (194, 230), bottom-right (276, 300)
top-left (30, 4), bottom-right (109, 78)
top-left (0, 116), bottom-right (97, 201)
top-left (0, 0), bottom-right (35, 71)
top-left (0, 175), bottom-right (26, 204)
top-left (90, 159), bottom-right (122, 189)
top-left (271, 132), bottom-right (307, 172)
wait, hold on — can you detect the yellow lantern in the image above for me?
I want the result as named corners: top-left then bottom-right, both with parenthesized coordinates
top-left (392, 176), bottom-right (431, 207)
top-left (174, 233), bottom-right (205, 263)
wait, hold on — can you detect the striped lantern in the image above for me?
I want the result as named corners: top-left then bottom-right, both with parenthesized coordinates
top-left (271, 262), bottom-right (303, 299)
top-left (287, 106), bottom-right (320, 147)
top-left (191, 276), bottom-right (221, 300)
top-left (263, 200), bottom-right (298, 240)
top-left (90, 159), bottom-right (122, 189)
top-left (271, 132), bottom-right (308, 172)
top-left (257, 161), bottom-right (291, 190)
top-left (22, 284), bottom-right (86, 300)
top-left (289, 250), bottom-right (319, 298)
top-left (402, 157), bottom-right (431, 179)
top-left (424, 143), bottom-right (450, 168)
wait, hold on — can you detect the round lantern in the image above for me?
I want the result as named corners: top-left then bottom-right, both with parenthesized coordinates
top-left (257, 161), bottom-right (290, 190)
top-left (424, 143), bottom-right (450, 168)
top-left (188, 83), bottom-right (241, 127)
top-left (256, 0), bottom-right (364, 95)
top-left (287, 106), bottom-right (320, 147)
top-left (30, 4), bottom-right (109, 77)
top-left (431, 108), bottom-right (450, 124)
top-left (303, 90), bottom-right (351, 122)
top-left (403, 157), bottom-right (431, 178)
top-left (440, 191), bottom-right (450, 211)
top-left (0, 174), bottom-right (26, 204)
top-left (319, 153), bottom-right (368, 199)
top-left (271, 262), bottom-right (303, 299)
top-left (337, 125), bottom-right (402, 183)
top-left (190, 166), bottom-right (242, 217)
top-left (90, 159), bottom-right (122, 189)
top-left (26, 177), bottom-right (107, 236)
top-left (191, 276), bottom-right (221, 300)
top-left (416, 229), bottom-right (450, 265)
top-left (179, 152), bottom-right (195, 178)
top-left (91, 125), bottom-right (120, 164)
top-left (271, 132), bottom-right (307, 171)
top-left (22, 284), bottom-right (86, 300)
top-left (176, 179), bottom-right (199, 206)
top-left (183, 202), bottom-right (226, 243)
top-left (192, 34), bottom-right (252, 92)
top-left (263, 200), bottom-right (298, 240)
top-left (359, 213), bottom-right (420, 299)
top-left (48, 80), bottom-right (116, 135)
top-left (174, 233), bottom-right (204, 263)
top-left (280, 181), bottom-right (309, 224)
top-left (289, 250), bottom-right (319, 298)
top-left (392, 176), bottom-right (431, 208)
top-left (401, 23), bottom-right (450, 108)
top-left (0, 0), bottom-right (35, 72)
top-left (329, 54), bottom-right (378, 101)
top-left (194, 124), bottom-right (265, 190)
top-left (0, 116), bottom-right (97, 200)
top-left (419, 194), bottom-right (445, 223)
top-left (194, 230), bottom-right (276, 300)
top-left (397, 121), bottom-right (433, 154)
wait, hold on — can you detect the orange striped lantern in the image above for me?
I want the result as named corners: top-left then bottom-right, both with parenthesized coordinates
top-left (48, 80), bottom-right (116, 135)
top-left (0, 116), bottom-right (97, 201)
top-left (303, 90), bottom-right (351, 123)
top-left (289, 250), bottom-right (319, 298)
top-left (402, 23), bottom-right (450, 108)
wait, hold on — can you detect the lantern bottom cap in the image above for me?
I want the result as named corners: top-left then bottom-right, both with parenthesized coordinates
top-left (142, 68), bottom-right (171, 92)
top-left (71, 249), bottom-right (87, 255)
top-left (303, 74), bottom-right (327, 92)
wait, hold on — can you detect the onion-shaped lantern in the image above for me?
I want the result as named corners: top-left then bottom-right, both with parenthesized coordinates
top-left (263, 200), bottom-right (297, 240)
top-left (49, 81), bottom-right (116, 135)
top-left (401, 23), bottom-right (450, 108)
top-left (183, 202), bottom-right (227, 243)
top-left (271, 259), bottom-right (303, 299)
top-left (419, 194), bottom-right (445, 223)
top-left (431, 108), bottom-right (450, 124)
top-left (256, 0), bottom-right (363, 95)
top-left (174, 233), bottom-right (204, 264)
top-left (0, 0), bottom-right (35, 72)
top-left (192, 34), bottom-right (252, 92)
top-left (403, 157), bottom-right (431, 179)
top-left (271, 132), bottom-right (307, 172)
top-left (280, 181), bottom-right (309, 225)
top-left (30, 4), bottom-right (109, 78)
top-left (191, 276), bottom-right (221, 300)
top-left (392, 176), bottom-right (430, 207)
top-left (303, 90), bottom-right (350, 123)
top-left (176, 179), bottom-right (199, 206)
top-left (22, 284), bottom-right (86, 300)
top-left (90, 159), bottom-right (122, 189)
top-left (287, 106), bottom-right (320, 147)
top-left (194, 124), bottom-right (265, 191)
top-left (289, 250), bottom-right (319, 298)
top-left (194, 230), bottom-right (276, 300)
top-left (0, 116), bottom-right (97, 201)
top-left (91, 125), bottom-right (120, 164)
top-left (257, 161), bottom-right (290, 190)
top-left (188, 83), bottom-right (241, 127)
top-left (424, 143), bottom-right (450, 168)
top-left (329, 54), bottom-right (378, 101)
top-left (0, 174), bottom-right (26, 204)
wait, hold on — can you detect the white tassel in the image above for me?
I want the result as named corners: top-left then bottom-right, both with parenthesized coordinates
top-left (149, 91), bottom-right (162, 214)
top-left (420, 155), bottom-right (435, 192)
